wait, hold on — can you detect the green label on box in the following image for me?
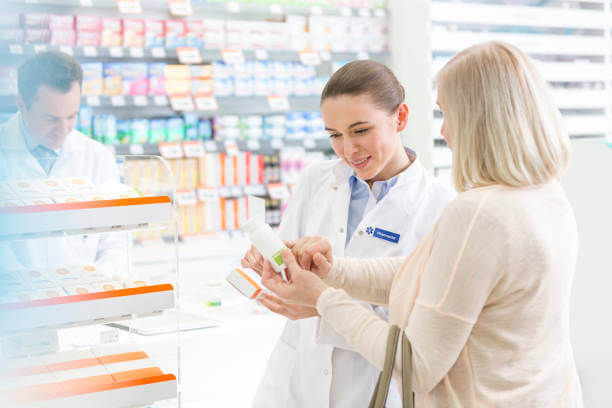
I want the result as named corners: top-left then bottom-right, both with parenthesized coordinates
top-left (272, 250), bottom-right (284, 267)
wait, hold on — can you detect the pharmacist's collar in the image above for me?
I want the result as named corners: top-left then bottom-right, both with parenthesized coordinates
top-left (331, 147), bottom-right (418, 187)
top-left (20, 114), bottom-right (62, 156)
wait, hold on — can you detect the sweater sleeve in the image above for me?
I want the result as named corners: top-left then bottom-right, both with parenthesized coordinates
top-left (317, 190), bottom-right (505, 392)
top-left (324, 257), bottom-right (406, 304)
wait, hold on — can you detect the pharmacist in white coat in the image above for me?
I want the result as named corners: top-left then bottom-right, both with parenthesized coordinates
top-left (0, 51), bottom-right (125, 271)
top-left (242, 61), bottom-right (454, 408)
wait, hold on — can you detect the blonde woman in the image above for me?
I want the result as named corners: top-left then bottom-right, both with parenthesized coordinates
top-left (260, 41), bottom-right (584, 406)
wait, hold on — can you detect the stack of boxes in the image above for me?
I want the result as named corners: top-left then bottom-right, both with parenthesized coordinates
top-left (76, 16), bottom-right (101, 46)
top-left (102, 63), bottom-right (123, 95)
top-left (263, 115), bottom-right (287, 140)
top-left (0, 13), bottom-right (23, 44)
top-left (101, 18), bottom-right (122, 46)
top-left (0, 263), bottom-right (123, 304)
top-left (164, 64), bottom-right (191, 97)
top-left (124, 150), bottom-right (266, 239)
top-left (80, 63), bottom-right (215, 98)
top-left (190, 64), bottom-right (214, 96)
top-left (212, 116), bottom-right (240, 141)
top-left (239, 116), bottom-right (265, 140)
top-left (148, 63), bottom-right (166, 95)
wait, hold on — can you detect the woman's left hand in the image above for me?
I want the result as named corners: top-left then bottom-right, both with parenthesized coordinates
top-left (257, 293), bottom-right (320, 320)
top-left (261, 249), bottom-right (329, 308)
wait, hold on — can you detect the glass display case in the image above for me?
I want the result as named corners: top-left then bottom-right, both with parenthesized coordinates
top-left (0, 153), bottom-right (180, 408)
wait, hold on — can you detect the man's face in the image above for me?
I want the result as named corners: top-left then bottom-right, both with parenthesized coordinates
top-left (18, 81), bottom-right (81, 150)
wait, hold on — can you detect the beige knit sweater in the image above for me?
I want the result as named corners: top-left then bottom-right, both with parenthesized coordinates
top-left (316, 182), bottom-right (584, 407)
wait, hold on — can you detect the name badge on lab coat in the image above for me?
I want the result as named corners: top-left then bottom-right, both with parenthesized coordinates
top-left (366, 226), bottom-right (400, 244)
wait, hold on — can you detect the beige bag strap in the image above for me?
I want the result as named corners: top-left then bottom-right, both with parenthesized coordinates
top-left (368, 325), bottom-right (414, 408)
top-left (402, 329), bottom-right (414, 408)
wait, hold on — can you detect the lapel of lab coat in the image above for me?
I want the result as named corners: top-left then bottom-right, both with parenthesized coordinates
top-left (344, 156), bottom-right (427, 255)
top-left (0, 113), bottom-right (46, 179)
top-left (328, 161), bottom-right (353, 257)
top-left (0, 113), bottom-right (83, 180)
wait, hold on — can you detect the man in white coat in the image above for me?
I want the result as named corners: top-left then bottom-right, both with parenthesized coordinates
top-left (243, 61), bottom-right (455, 407)
top-left (0, 51), bottom-right (125, 271)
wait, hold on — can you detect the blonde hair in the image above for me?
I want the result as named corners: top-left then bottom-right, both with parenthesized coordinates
top-left (437, 41), bottom-right (570, 193)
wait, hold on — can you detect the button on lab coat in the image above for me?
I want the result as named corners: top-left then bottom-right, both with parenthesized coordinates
top-left (0, 113), bottom-right (127, 271)
top-left (252, 157), bottom-right (454, 408)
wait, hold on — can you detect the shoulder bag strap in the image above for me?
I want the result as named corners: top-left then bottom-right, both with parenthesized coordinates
top-left (368, 325), bottom-right (401, 408)
top-left (402, 330), bottom-right (414, 408)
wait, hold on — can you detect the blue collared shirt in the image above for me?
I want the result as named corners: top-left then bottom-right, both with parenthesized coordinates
top-left (20, 114), bottom-right (61, 174)
top-left (345, 173), bottom-right (399, 247)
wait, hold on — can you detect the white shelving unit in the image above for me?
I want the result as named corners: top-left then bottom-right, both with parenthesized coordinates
top-left (428, 0), bottom-right (612, 176)
top-left (1, 283), bottom-right (175, 332)
top-left (0, 196), bottom-right (172, 240)
top-left (0, 156), bottom-right (179, 408)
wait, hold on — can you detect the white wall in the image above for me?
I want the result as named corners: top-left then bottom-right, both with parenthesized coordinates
top-left (388, 0), bottom-right (433, 170)
top-left (562, 141), bottom-right (612, 407)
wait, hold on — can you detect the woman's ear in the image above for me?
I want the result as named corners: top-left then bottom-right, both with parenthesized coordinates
top-left (396, 103), bottom-right (409, 132)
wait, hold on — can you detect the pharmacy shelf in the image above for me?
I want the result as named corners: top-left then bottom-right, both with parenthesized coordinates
top-left (432, 115), bottom-right (609, 141)
top-left (2, 345), bottom-right (177, 408)
top-left (0, 196), bottom-right (172, 240)
top-left (0, 95), bottom-right (322, 117)
top-left (6, 372), bottom-right (177, 408)
top-left (431, 31), bottom-right (608, 57)
top-left (431, 88), bottom-right (609, 111)
top-left (0, 283), bottom-right (175, 333)
top-left (431, 2), bottom-right (608, 30)
top-left (110, 138), bottom-right (331, 157)
top-left (90, 95), bottom-right (322, 116)
top-left (5, 0), bottom-right (388, 18)
top-left (431, 59), bottom-right (611, 83)
top-left (0, 44), bottom-right (390, 64)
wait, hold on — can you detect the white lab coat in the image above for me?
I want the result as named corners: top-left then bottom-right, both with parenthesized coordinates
top-left (252, 154), bottom-right (454, 408)
top-left (0, 112), bottom-right (127, 272)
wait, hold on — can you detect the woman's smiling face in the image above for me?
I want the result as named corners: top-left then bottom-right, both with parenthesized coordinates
top-left (322, 93), bottom-right (407, 182)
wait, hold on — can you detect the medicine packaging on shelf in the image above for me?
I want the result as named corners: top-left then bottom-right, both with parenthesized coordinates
top-left (53, 195), bottom-right (82, 203)
top-left (9, 180), bottom-right (45, 196)
top-left (1, 345), bottom-right (176, 406)
top-left (66, 177), bottom-right (97, 193)
top-left (5, 10), bottom-right (388, 53)
top-left (78, 263), bottom-right (112, 283)
top-left (63, 284), bottom-right (96, 295)
top-left (123, 19), bottom-right (145, 47)
top-left (91, 281), bottom-right (123, 292)
top-left (19, 269), bottom-right (57, 288)
top-left (51, 266), bottom-right (85, 285)
top-left (23, 197), bottom-right (53, 205)
top-left (0, 177), bottom-right (141, 205)
top-left (0, 200), bottom-right (24, 207)
top-left (101, 17), bottom-right (122, 47)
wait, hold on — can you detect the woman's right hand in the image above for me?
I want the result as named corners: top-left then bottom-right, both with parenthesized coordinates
top-left (290, 236), bottom-right (333, 279)
top-left (240, 245), bottom-right (265, 276)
